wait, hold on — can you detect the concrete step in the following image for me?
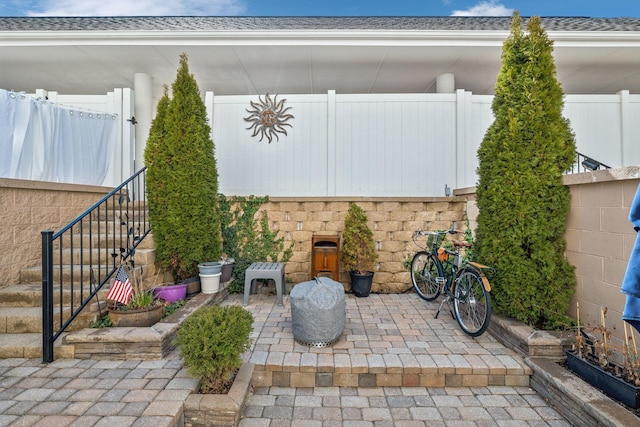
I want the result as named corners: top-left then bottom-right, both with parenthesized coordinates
top-left (20, 261), bottom-right (152, 284)
top-left (57, 247), bottom-right (156, 267)
top-left (0, 332), bottom-right (74, 359)
top-left (64, 230), bottom-right (154, 249)
top-left (0, 283), bottom-right (110, 307)
top-left (0, 303), bottom-right (105, 333)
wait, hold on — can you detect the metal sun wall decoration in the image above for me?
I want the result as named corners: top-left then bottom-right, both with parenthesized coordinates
top-left (244, 93), bottom-right (294, 143)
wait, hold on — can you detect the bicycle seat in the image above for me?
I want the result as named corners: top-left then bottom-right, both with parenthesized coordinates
top-left (452, 240), bottom-right (471, 248)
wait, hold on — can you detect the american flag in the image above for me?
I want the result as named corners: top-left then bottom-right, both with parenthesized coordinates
top-left (105, 266), bottom-right (133, 305)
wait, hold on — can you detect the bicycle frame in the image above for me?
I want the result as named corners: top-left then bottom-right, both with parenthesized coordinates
top-left (423, 230), bottom-right (491, 293)
top-left (410, 226), bottom-right (493, 337)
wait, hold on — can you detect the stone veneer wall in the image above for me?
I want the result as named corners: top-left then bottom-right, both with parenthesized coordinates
top-left (0, 178), bottom-right (111, 288)
top-left (258, 197), bottom-right (468, 293)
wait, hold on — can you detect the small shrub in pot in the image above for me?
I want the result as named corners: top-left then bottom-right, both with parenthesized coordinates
top-left (174, 305), bottom-right (253, 394)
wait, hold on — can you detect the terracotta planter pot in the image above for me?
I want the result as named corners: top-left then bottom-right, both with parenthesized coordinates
top-left (108, 304), bottom-right (164, 327)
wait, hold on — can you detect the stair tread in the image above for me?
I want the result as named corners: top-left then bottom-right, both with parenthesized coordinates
top-left (0, 332), bottom-right (74, 359)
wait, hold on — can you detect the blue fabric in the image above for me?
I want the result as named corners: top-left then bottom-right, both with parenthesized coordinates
top-left (622, 184), bottom-right (640, 332)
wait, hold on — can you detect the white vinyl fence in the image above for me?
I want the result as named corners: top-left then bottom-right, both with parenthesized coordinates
top-left (208, 90), bottom-right (640, 197)
top-left (3, 87), bottom-right (637, 195)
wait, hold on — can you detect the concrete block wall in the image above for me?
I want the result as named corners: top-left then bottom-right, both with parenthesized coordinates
top-left (563, 167), bottom-right (640, 347)
top-left (259, 197), bottom-right (468, 293)
top-left (0, 178), bottom-right (111, 288)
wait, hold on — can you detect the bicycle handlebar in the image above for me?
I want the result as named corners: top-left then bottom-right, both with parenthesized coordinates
top-left (414, 226), bottom-right (462, 237)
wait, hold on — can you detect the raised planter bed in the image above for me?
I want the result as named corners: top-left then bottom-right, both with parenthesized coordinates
top-left (64, 290), bottom-right (228, 360)
top-left (565, 350), bottom-right (640, 410)
top-left (488, 313), bottom-right (640, 426)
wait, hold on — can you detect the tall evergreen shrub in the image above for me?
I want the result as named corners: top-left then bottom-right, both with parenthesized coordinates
top-left (474, 13), bottom-right (577, 329)
top-left (145, 53), bottom-right (222, 281)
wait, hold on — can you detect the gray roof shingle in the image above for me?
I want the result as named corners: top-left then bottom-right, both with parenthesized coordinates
top-left (0, 16), bottom-right (639, 32)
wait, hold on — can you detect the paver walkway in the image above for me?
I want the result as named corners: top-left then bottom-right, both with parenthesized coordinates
top-left (0, 293), bottom-right (574, 426)
top-left (240, 385), bottom-right (571, 426)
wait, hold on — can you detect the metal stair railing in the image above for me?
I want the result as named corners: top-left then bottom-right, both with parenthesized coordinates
top-left (41, 167), bottom-right (149, 363)
top-left (568, 152), bottom-right (611, 174)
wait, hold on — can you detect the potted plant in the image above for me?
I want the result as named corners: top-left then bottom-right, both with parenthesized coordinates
top-left (565, 306), bottom-right (640, 409)
top-left (107, 261), bottom-right (165, 327)
top-left (176, 305), bottom-right (254, 425)
top-left (340, 203), bottom-right (378, 297)
top-left (219, 256), bottom-right (235, 283)
top-left (144, 53), bottom-right (223, 289)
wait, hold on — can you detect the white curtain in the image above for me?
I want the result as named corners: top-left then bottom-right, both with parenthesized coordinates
top-left (0, 89), bottom-right (117, 186)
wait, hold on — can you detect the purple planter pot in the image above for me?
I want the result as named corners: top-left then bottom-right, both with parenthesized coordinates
top-left (153, 283), bottom-right (187, 303)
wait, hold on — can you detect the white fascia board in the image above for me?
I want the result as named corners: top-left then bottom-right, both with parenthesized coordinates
top-left (1, 29), bottom-right (638, 48)
top-left (547, 30), bottom-right (640, 47)
top-left (0, 29), bottom-right (511, 47)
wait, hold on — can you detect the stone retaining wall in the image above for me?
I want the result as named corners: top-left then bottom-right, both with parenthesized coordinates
top-left (0, 178), bottom-right (112, 288)
top-left (258, 197), bottom-right (468, 293)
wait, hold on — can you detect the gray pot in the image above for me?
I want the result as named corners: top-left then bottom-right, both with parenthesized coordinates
top-left (197, 262), bottom-right (222, 275)
top-left (219, 261), bottom-right (234, 282)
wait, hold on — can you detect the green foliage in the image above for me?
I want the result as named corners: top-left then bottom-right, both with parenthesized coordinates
top-left (145, 53), bottom-right (222, 282)
top-left (126, 290), bottom-right (155, 310)
top-left (174, 305), bottom-right (253, 394)
top-left (341, 203), bottom-right (378, 274)
top-left (90, 314), bottom-right (112, 328)
top-left (218, 194), bottom-right (294, 293)
top-left (474, 13), bottom-right (576, 329)
top-left (403, 254), bottom-right (412, 271)
top-left (163, 299), bottom-right (187, 317)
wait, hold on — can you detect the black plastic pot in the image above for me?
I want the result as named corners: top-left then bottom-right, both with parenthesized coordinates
top-left (349, 271), bottom-right (374, 297)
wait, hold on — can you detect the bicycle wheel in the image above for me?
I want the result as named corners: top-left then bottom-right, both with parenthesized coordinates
top-left (411, 251), bottom-right (443, 301)
top-left (453, 268), bottom-right (491, 337)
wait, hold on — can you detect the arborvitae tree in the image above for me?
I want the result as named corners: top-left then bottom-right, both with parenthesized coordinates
top-left (474, 13), bottom-right (577, 329)
top-left (145, 53), bottom-right (222, 281)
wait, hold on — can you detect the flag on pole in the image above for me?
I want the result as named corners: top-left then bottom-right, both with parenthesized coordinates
top-left (105, 266), bottom-right (133, 305)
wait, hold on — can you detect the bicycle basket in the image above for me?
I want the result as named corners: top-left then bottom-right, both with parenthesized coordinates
top-left (437, 247), bottom-right (449, 262)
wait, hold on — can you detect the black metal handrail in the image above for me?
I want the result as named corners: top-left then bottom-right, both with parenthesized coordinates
top-left (41, 167), bottom-right (149, 362)
top-left (568, 152), bottom-right (611, 174)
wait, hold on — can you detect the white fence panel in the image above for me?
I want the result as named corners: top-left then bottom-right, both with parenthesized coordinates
top-left (334, 94), bottom-right (457, 197)
top-left (207, 90), bottom-right (637, 197)
top-left (456, 92), bottom-right (494, 190)
top-left (563, 94), bottom-right (623, 168)
top-left (10, 88), bottom-right (635, 195)
top-left (623, 93), bottom-right (640, 166)
top-left (210, 94), bottom-right (329, 196)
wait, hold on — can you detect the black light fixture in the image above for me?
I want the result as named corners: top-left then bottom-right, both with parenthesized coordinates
top-left (581, 157), bottom-right (602, 171)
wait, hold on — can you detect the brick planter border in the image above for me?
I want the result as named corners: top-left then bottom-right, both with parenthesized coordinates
top-left (184, 362), bottom-right (254, 427)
